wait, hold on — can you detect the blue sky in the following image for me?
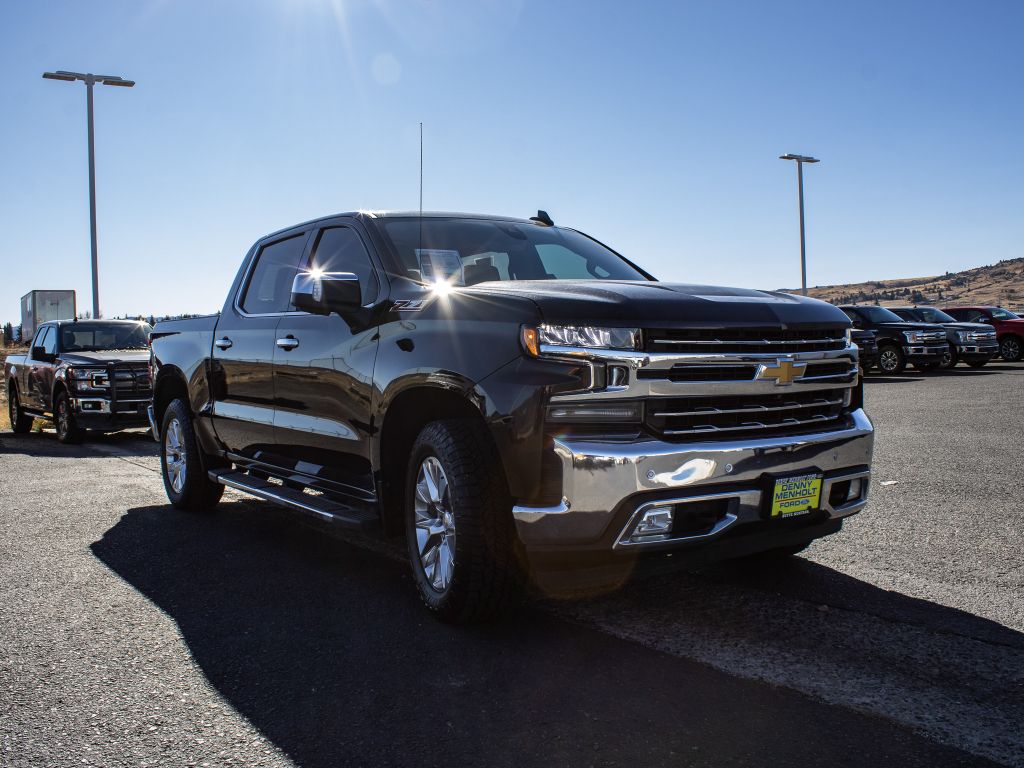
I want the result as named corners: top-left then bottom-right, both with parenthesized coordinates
top-left (1, 0), bottom-right (1022, 322)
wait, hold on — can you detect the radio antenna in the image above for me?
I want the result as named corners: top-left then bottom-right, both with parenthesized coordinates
top-left (418, 122), bottom-right (424, 262)
top-left (419, 121), bottom-right (424, 217)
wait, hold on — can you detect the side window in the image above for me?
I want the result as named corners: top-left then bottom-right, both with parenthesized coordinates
top-left (307, 227), bottom-right (378, 305)
top-left (965, 310), bottom-right (985, 322)
top-left (40, 327), bottom-right (57, 356)
top-left (30, 328), bottom-right (47, 352)
top-left (240, 234), bottom-right (308, 314)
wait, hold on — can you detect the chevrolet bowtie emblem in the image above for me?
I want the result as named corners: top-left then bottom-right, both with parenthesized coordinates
top-left (756, 358), bottom-right (807, 386)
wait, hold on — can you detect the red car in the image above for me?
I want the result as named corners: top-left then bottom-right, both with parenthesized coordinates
top-left (942, 306), bottom-right (1024, 362)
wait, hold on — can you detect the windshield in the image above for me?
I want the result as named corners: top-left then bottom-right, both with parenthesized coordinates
top-left (914, 307), bottom-right (955, 323)
top-left (991, 307), bottom-right (1020, 320)
top-left (60, 323), bottom-right (151, 352)
top-left (851, 306), bottom-right (904, 324)
top-left (375, 218), bottom-right (650, 284)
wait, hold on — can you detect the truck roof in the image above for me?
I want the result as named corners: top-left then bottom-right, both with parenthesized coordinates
top-left (260, 210), bottom-right (535, 241)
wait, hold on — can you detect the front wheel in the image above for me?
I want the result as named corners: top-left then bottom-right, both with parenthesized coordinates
top-left (877, 345), bottom-right (906, 374)
top-left (54, 391), bottom-right (84, 444)
top-left (940, 343), bottom-right (958, 369)
top-left (1000, 335), bottom-right (1023, 362)
top-left (8, 387), bottom-right (33, 434)
top-left (405, 419), bottom-right (521, 623)
top-left (160, 399), bottom-right (224, 511)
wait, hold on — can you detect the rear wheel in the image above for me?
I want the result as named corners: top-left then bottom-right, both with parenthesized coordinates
top-left (404, 419), bottom-right (521, 623)
top-left (877, 344), bottom-right (906, 374)
top-left (8, 387), bottom-right (33, 434)
top-left (160, 398), bottom-right (224, 511)
top-left (54, 391), bottom-right (84, 444)
top-left (1000, 335), bottom-right (1023, 362)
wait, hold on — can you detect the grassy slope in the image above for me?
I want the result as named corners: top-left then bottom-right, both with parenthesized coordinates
top-left (792, 258), bottom-right (1024, 308)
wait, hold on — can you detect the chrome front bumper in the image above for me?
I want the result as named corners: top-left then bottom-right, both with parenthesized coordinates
top-left (513, 408), bottom-right (874, 552)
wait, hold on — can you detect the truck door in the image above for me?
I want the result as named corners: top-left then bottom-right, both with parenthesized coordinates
top-left (26, 326), bottom-right (57, 412)
top-left (271, 224), bottom-right (382, 501)
top-left (210, 231), bottom-right (311, 460)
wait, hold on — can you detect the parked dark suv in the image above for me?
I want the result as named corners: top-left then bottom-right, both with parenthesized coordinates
top-left (838, 305), bottom-right (946, 374)
top-left (889, 306), bottom-right (998, 369)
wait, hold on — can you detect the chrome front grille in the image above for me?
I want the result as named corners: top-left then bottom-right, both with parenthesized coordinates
top-left (921, 330), bottom-right (946, 343)
top-left (644, 327), bottom-right (847, 354)
top-left (637, 359), bottom-right (856, 384)
top-left (646, 388), bottom-right (851, 440)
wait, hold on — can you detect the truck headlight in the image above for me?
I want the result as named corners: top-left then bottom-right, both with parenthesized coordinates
top-left (67, 367), bottom-right (107, 390)
top-left (902, 330), bottom-right (924, 344)
top-left (522, 325), bottom-right (641, 356)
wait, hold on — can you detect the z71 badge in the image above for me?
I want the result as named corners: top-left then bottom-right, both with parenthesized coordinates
top-left (393, 299), bottom-right (426, 311)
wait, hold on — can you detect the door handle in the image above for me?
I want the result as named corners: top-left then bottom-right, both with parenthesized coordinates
top-left (276, 336), bottom-right (299, 351)
top-left (214, 337), bottom-right (233, 350)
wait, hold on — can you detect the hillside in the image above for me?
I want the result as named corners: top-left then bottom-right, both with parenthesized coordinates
top-left (791, 258), bottom-right (1024, 309)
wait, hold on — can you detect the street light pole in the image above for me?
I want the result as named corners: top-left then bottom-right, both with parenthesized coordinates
top-left (43, 70), bottom-right (135, 320)
top-left (779, 153), bottom-right (819, 296)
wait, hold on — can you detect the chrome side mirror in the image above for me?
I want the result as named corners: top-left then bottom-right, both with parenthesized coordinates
top-left (290, 272), bottom-right (362, 316)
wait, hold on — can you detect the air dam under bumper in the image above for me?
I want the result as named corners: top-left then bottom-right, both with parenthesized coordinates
top-left (513, 408), bottom-right (873, 555)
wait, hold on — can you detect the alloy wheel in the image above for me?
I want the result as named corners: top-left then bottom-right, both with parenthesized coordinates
top-left (164, 417), bottom-right (187, 494)
top-left (1002, 337), bottom-right (1021, 361)
top-left (413, 456), bottom-right (456, 593)
top-left (880, 349), bottom-right (899, 372)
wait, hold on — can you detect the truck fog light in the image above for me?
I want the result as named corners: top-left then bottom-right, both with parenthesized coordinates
top-left (546, 402), bottom-right (641, 423)
top-left (632, 507), bottom-right (673, 539)
top-left (846, 477), bottom-right (864, 501)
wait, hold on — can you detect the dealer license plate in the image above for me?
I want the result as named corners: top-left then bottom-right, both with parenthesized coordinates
top-left (770, 474), bottom-right (823, 518)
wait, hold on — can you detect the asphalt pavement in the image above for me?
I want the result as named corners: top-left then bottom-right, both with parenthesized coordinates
top-left (1, 364), bottom-right (1021, 767)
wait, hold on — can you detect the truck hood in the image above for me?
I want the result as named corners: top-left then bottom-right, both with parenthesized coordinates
top-left (936, 322), bottom-right (997, 332)
top-left (466, 280), bottom-right (851, 328)
top-left (60, 350), bottom-right (150, 366)
top-left (874, 322), bottom-right (947, 333)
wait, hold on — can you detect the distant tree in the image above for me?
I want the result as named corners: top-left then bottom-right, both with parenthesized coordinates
top-left (2, 322), bottom-right (12, 347)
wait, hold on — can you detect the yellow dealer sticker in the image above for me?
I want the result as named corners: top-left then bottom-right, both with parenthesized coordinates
top-left (771, 474), bottom-right (822, 518)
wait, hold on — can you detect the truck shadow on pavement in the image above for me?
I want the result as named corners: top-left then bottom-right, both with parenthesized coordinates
top-left (0, 430), bottom-right (158, 458)
top-left (89, 501), bottom-right (1007, 768)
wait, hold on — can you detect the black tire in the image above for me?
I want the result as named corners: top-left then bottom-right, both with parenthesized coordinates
top-left (940, 343), bottom-right (958, 369)
top-left (160, 398), bottom-right (224, 511)
top-left (877, 344), bottom-right (906, 374)
top-left (966, 359), bottom-right (989, 368)
top-left (1000, 335), bottom-right (1023, 362)
top-left (54, 390), bottom-right (84, 444)
top-left (8, 387), bottom-right (34, 434)
top-left (404, 419), bottom-right (521, 623)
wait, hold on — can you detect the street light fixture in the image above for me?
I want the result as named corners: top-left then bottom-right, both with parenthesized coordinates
top-left (779, 153), bottom-right (819, 296)
top-left (43, 70), bottom-right (135, 319)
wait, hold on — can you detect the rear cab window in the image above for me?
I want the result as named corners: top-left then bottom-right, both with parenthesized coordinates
top-left (239, 234), bottom-right (309, 315)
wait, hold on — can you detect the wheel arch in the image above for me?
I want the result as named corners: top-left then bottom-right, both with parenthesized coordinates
top-left (153, 365), bottom-right (191, 433)
top-left (376, 383), bottom-right (499, 537)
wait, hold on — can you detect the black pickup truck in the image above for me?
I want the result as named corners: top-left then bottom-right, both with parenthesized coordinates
top-left (838, 305), bottom-right (947, 374)
top-left (5, 319), bottom-right (152, 442)
top-left (149, 211), bottom-right (874, 622)
top-left (888, 306), bottom-right (998, 369)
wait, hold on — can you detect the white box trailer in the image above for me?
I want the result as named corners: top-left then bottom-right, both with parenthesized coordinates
top-left (20, 290), bottom-right (77, 339)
